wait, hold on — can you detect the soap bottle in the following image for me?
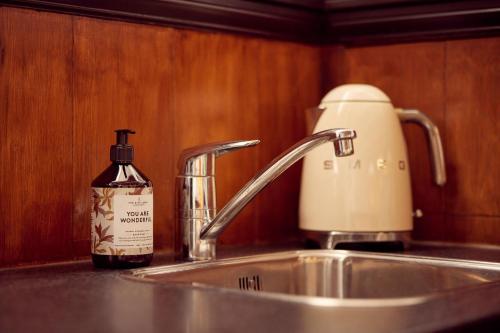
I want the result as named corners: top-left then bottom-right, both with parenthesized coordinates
top-left (91, 129), bottom-right (153, 268)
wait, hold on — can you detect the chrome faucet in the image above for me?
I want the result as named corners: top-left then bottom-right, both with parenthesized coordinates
top-left (176, 128), bottom-right (357, 261)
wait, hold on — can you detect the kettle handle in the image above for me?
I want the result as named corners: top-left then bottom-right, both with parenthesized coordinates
top-left (397, 109), bottom-right (447, 186)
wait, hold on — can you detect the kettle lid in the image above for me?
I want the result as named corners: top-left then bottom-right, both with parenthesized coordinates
top-left (321, 84), bottom-right (391, 103)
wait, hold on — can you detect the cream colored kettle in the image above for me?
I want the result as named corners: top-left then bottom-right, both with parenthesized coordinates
top-left (299, 84), bottom-right (446, 248)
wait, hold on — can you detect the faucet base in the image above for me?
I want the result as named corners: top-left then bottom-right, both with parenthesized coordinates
top-left (303, 230), bottom-right (411, 250)
top-left (181, 218), bottom-right (217, 261)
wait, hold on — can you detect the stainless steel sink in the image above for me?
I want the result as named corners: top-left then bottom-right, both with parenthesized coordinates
top-left (126, 250), bottom-right (500, 305)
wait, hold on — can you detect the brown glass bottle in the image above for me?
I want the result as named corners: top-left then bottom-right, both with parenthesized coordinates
top-left (91, 129), bottom-right (153, 269)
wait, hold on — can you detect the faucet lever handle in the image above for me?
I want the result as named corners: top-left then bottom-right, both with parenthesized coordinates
top-left (178, 140), bottom-right (260, 176)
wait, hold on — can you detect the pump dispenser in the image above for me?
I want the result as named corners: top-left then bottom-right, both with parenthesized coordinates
top-left (110, 129), bottom-right (134, 163)
top-left (91, 129), bottom-right (153, 268)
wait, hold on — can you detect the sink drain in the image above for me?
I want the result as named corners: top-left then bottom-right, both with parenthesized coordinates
top-left (238, 275), bottom-right (262, 291)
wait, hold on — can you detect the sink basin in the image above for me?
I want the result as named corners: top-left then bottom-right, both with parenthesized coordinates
top-left (127, 250), bottom-right (500, 305)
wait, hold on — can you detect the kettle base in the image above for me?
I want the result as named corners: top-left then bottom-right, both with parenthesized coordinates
top-left (303, 230), bottom-right (411, 251)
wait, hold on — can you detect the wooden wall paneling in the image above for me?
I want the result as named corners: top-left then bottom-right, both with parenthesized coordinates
top-left (324, 43), bottom-right (447, 219)
top-left (172, 31), bottom-right (261, 245)
top-left (0, 7), bottom-right (5, 266)
top-left (72, 17), bottom-right (176, 256)
top-left (0, 8), bottom-right (73, 265)
top-left (411, 213), bottom-right (447, 242)
top-left (445, 37), bottom-right (500, 217)
top-left (255, 43), bottom-right (322, 243)
top-left (415, 213), bottom-right (500, 244)
top-left (443, 215), bottom-right (500, 244)
top-left (0, 7), bottom-right (5, 265)
top-left (320, 45), bottom-right (348, 95)
top-left (1, 6), bottom-right (499, 266)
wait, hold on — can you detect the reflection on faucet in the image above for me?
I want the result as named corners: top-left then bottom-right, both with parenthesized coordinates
top-left (176, 128), bottom-right (357, 261)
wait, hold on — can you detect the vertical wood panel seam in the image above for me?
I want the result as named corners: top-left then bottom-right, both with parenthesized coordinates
top-left (442, 40), bottom-right (448, 216)
top-left (255, 42), bottom-right (262, 244)
top-left (253, 43), bottom-right (261, 244)
top-left (0, 7), bottom-right (5, 265)
top-left (70, 15), bottom-right (76, 259)
top-left (319, 46), bottom-right (329, 96)
top-left (170, 29), bottom-right (178, 251)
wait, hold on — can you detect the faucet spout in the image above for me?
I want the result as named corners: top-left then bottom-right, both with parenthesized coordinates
top-left (201, 128), bottom-right (356, 241)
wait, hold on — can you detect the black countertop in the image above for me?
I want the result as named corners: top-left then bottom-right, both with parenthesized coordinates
top-left (2, 241), bottom-right (500, 333)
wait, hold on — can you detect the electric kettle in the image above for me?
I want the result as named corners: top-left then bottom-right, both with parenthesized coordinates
top-left (299, 84), bottom-right (446, 249)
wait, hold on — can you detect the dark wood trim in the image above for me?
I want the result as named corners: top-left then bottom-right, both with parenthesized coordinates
top-left (0, 0), bottom-right (323, 43)
top-left (1, 0), bottom-right (499, 45)
top-left (324, 0), bottom-right (435, 10)
top-left (324, 0), bottom-right (500, 44)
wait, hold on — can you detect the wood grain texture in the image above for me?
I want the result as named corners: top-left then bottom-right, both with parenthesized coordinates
top-left (0, 7), bottom-right (322, 265)
top-left (172, 32), bottom-right (321, 245)
top-left (255, 43), bottom-right (321, 243)
top-left (0, 7), bottom-right (5, 266)
top-left (0, 8), bottom-right (73, 265)
top-left (72, 17), bottom-right (176, 256)
top-left (442, 215), bottom-right (500, 244)
top-left (445, 37), bottom-right (500, 216)
top-left (324, 42), bottom-right (447, 216)
top-left (411, 213), bottom-right (446, 242)
top-left (172, 31), bottom-right (261, 245)
top-left (0, 7), bottom-right (4, 264)
top-left (414, 214), bottom-right (500, 245)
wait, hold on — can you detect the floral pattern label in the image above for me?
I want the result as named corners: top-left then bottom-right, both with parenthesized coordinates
top-left (91, 187), bottom-right (153, 256)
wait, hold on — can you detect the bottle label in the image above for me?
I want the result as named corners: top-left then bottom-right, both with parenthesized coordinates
top-left (91, 187), bottom-right (153, 256)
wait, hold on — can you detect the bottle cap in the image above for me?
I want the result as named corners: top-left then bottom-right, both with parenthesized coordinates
top-left (110, 129), bottom-right (135, 163)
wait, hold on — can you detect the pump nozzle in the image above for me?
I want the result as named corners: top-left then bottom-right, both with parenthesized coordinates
top-left (115, 129), bottom-right (135, 145)
top-left (111, 129), bottom-right (135, 163)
